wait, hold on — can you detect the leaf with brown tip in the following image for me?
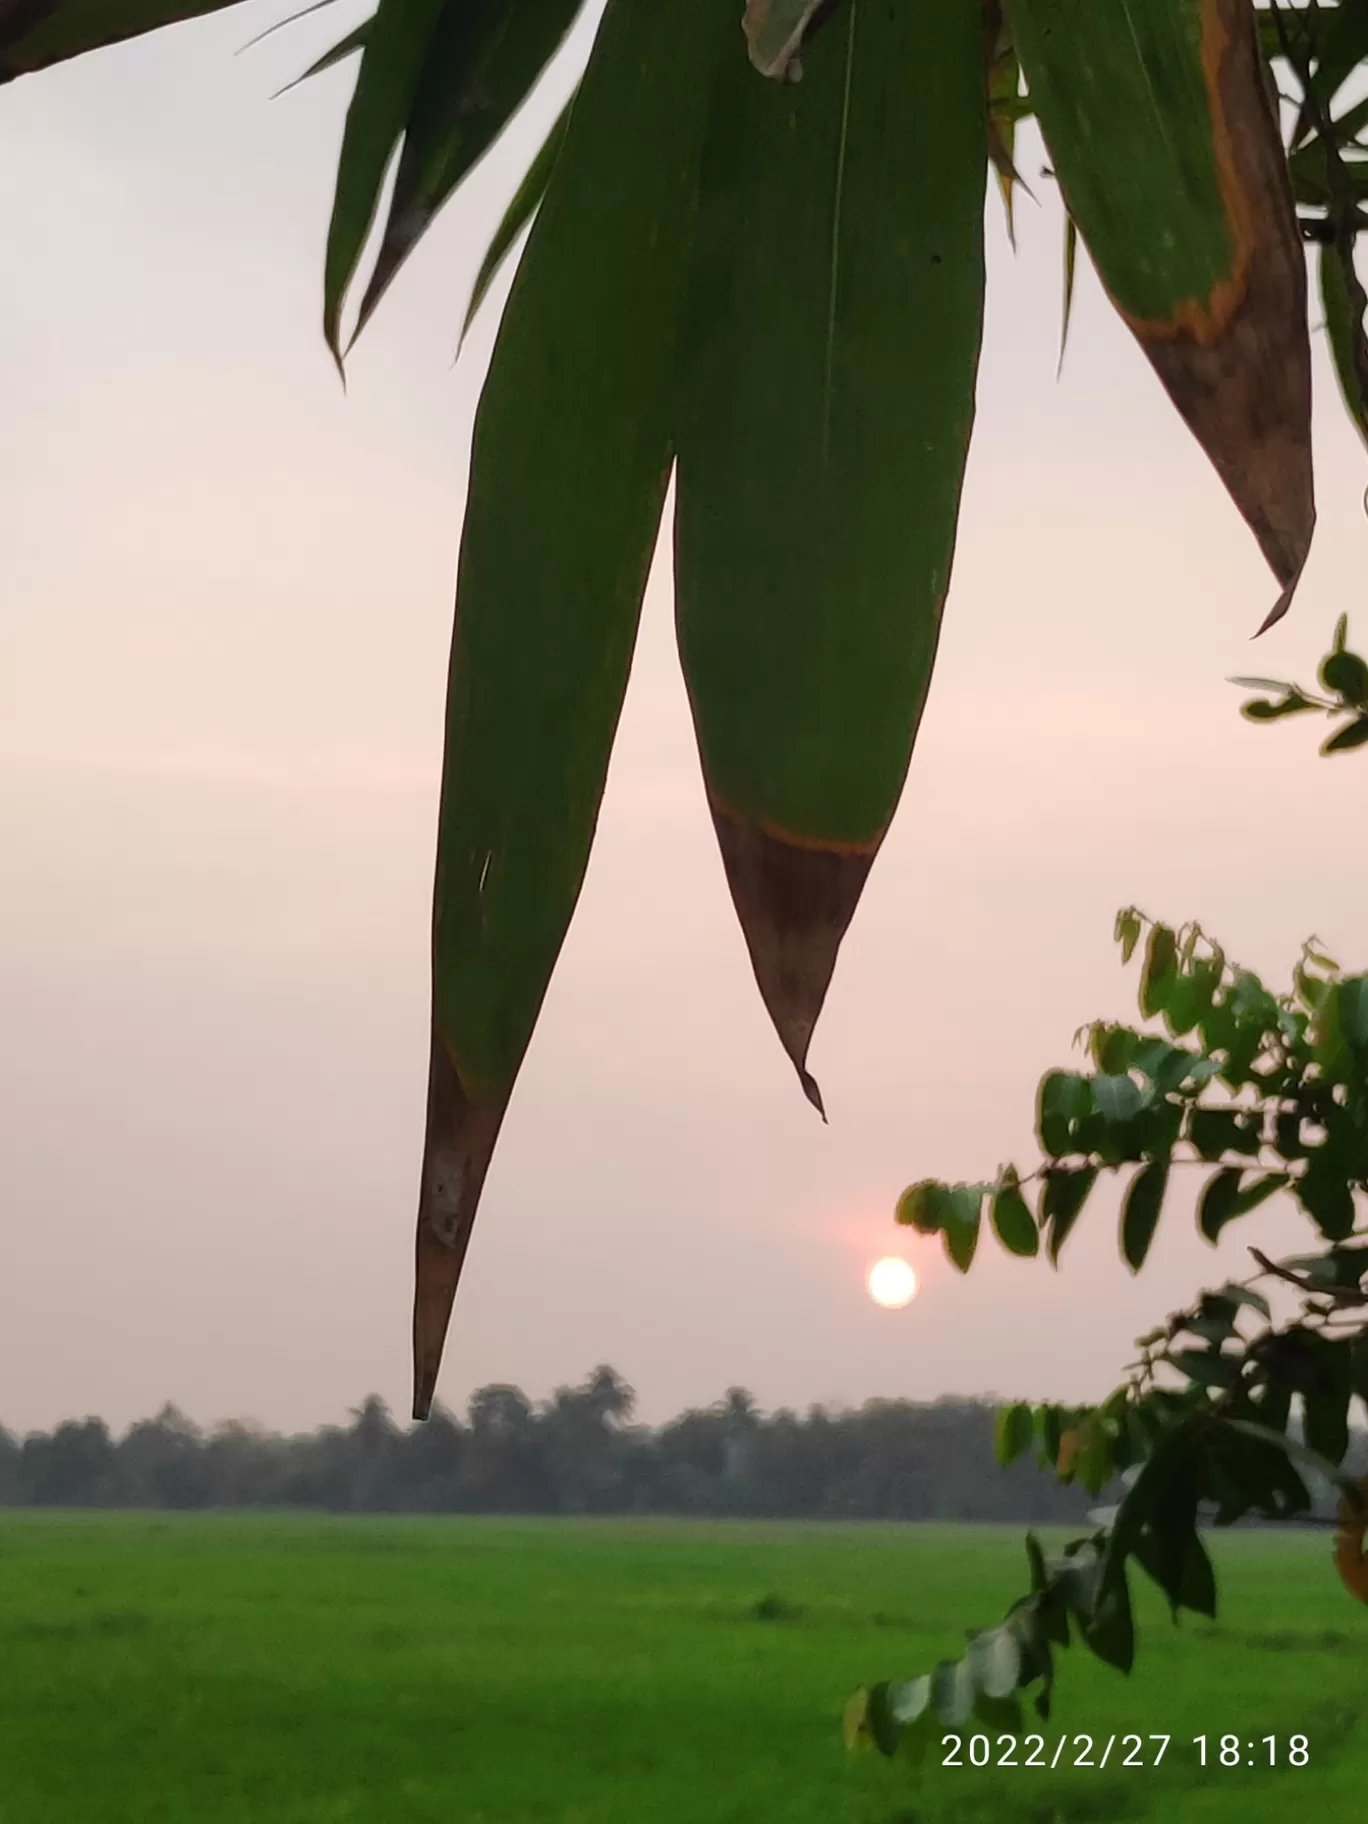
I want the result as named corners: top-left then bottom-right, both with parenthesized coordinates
top-left (1009, 0), bottom-right (1315, 633)
top-left (412, 0), bottom-right (733, 1420)
top-left (674, 0), bottom-right (987, 1111)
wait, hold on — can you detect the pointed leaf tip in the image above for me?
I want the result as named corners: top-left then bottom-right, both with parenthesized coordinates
top-left (705, 800), bottom-right (872, 1115)
top-left (1013, 0), bottom-right (1316, 629)
top-left (674, 0), bottom-right (985, 1107)
top-left (799, 1063), bottom-right (827, 1121)
top-left (411, 1034), bottom-right (505, 1421)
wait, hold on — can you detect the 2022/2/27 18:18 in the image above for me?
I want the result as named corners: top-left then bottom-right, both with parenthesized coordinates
top-left (939, 1733), bottom-right (1311, 1769)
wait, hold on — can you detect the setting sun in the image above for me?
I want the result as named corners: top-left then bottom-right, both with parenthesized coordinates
top-left (866, 1257), bottom-right (918, 1310)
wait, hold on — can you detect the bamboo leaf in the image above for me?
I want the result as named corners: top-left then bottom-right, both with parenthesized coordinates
top-left (1011, 0), bottom-right (1315, 632)
top-left (459, 98), bottom-right (573, 348)
top-left (0, 0), bottom-right (247, 78)
top-left (240, 0), bottom-right (345, 56)
top-left (1059, 212), bottom-right (1078, 374)
top-left (414, 0), bottom-right (733, 1419)
top-left (1292, 0), bottom-right (1368, 147)
top-left (323, 0), bottom-right (448, 371)
top-left (350, 0), bottom-right (586, 349)
top-left (673, 0), bottom-right (986, 1112)
top-left (273, 17), bottom-right (369, 99)
top-left (1318, 234), bottom-right (1368, 451)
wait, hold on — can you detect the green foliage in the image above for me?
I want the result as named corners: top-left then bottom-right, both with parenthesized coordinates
top-left (879, 851), bottom-right (1368, 1754)
top-left (1232, 616), bottom-right (1368, 753)
top-left (7, 0), bottom-right (1367, 1415)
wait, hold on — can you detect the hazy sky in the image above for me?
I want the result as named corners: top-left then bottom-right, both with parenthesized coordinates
top-left (2, 3), bottom-right (1367, 1437)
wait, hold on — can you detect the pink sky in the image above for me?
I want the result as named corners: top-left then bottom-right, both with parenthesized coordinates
top-left (2, 3), bottom-right (1366, 1434)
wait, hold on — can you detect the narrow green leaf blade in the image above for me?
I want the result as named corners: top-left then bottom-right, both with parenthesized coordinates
top-left (351, 0), bottom-right (586, 347)
top-left (1059, 212), bottom-right (1078, 372)
top-left (1318, 236), bottom-right (1368, 452)
top-left (413, 0), bottom-right (733, 1419)
top-left (459, 98), bottom-right (572, 347)
top-left (0, 0), bottom-right (246, 79)
top-left (322, 0), bottom-right (449, 369)
top-left (1011, 0), bottom-right (1315, 630)
top-left (673, 0), bottom-right (987, 1113)
top-left (273, 17), bottom-right (369, 98)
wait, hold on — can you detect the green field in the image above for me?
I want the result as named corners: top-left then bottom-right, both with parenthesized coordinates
top-left (1, 1513), bottom-right (1364, 1823)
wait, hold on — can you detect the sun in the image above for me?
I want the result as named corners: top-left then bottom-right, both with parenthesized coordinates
top-left (866, 1256), bottom-right (918, 1310)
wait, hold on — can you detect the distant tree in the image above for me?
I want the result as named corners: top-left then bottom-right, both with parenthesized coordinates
top-left (19, 1418), bottom-right (117, 1506)
top-left (542, 1366), bottom-right (635, 1513)
top-left (0, 1426), bottom-right (18, 1505)
top-left (462, 1384), bottom-right (550, 1513)
top-left (117, 1404), bottom-right (209, 1508)
top-left (0, 1379), bottom-right (1113, 1525)
top-left (200, 1420), bottom-right (285, 1508)
top-left (391, 1404), bottom-right (467, 1513)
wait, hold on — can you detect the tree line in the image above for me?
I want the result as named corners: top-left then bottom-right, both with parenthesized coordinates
top-left (2, 1368), bottom-right (1118, 1521)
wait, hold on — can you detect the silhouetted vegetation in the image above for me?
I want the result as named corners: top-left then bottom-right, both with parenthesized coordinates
top-left (0, 1371), bottom-right (1116, 1521)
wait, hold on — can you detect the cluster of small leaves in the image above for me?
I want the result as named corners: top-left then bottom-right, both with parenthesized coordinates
top-left (862, 905), bottom-right (1368, 1759)
top-left (898, 908), bottom-right (1368, 1273)
top-left (1232, 614), bottom-right (1368, 753)
top-left (850, 1280), bottom-right (1368, 1761)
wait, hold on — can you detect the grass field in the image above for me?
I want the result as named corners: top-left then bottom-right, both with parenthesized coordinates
top-left (1, 1513), bottom-right (1364, 1823)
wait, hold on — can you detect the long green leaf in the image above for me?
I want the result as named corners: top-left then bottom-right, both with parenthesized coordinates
top-left (1291, 0), bottom-right (1368, 147)
top-left (240, 0), bottom-right (345, 56)
top-left (1317, 207), bottom-right (1368, 457)
top-left (1011, 0), bottom-right (1315, 632)
top-left (413, 0), bottom-right (733, 1419)
top-left (350, 0), bottom-right (586, 349)
top-left (322, 0), bottom-right (448, 369)
top-left (0, 0), bottom-right (247, 79)
top-left (273, 16), bottom-right (368, 98)
top-left (459, 97), bottom-right (572, 347)
top-left (1059, 212), bottom-right (1077, 373)
top-left (674, 0), bottom-right (986, 1111)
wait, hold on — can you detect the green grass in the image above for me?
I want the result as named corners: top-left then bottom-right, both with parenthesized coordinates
top-left (1, 1512), bottom-right (1365, 1823)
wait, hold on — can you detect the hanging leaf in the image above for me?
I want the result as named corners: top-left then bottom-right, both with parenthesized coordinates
top-left (673, 0), bottom-right (987, 1112)
top-left (349, 0), bottom-right (586, 349)
top-left (322, 0), bottom-right (448, 371)
top-left (1120, 1156), bottom-right (1169, 1271)
top-left (992, 1167), bottom-right (1039, 1256)
top-left (1291, 0), bottom-right (1368, 148)
top-left (1322, 714), bottom-right (1368, 752)
top-left (459, 97), bottom-right (572, 347)
top-left (0, 0), bottom-right (247, 79)
top-left (1010, 0), bottom-right (1316, 632)
top-left (1041, 1164), bottom-right (1099, 1262)
top-left (413, 0), bottom-right (733, 1419)
top-left (1059, 212), bottom-right (1078, 372)
top-left (273, 17), bottom-right (369, 99)
top-left (986, 3), bottom-right (1030, 244)
top-left (1318, 236), bottom-right (1368, 451)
